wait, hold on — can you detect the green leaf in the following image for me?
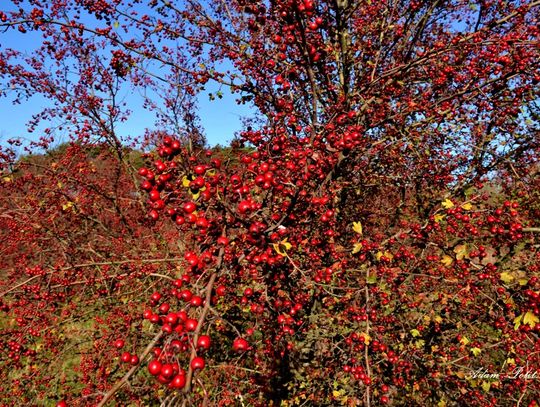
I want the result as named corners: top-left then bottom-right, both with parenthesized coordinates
top-left (366, 274), bottom-right (377, 284)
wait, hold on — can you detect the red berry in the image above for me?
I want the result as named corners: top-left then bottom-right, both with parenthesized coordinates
top-left (191, 356), bottom-right (205, 370)
top-left (148, 359), bottom-right (162, 376)
top-left (170, 373), bottom-right (186, 389)
top-left (183, 201), bottom-right (197, 213)
top-left (185, 318), bottom-right (198, 332)
top-left (120, 352), bottom-right (131, 363)
top-left (160, 363), bottom-right (174, 378)
top-left (197, 335), bottom-right (211, 350)
top-left (233, 338), bottom-right (249, 352)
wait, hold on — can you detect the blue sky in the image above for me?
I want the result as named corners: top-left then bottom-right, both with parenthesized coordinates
top-left (0, 4), bottom-right (255, 150)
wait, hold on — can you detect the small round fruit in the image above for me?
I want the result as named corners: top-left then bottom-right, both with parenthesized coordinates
top-left (185, 318), bottom-right (198, 332)
top-left (160, 363), bottom-right (174, 378)
top-left (233, 338), bottom-right (249, 352)
top-left (170, 373), bottom-right (186, 389)
top-left (130, 355), bottom-right (139, 365)
top-left (114, 339), bottom-right (125, 349)
top-left (56, 401), bottom-right (67, 407)
top-left (148, 359), bottom-right (162, 376)
top-left (191, 356), bottom-right (205, 370)
top-left (197, 335), bottom-right (211, 350)
top-left (120, 352), bottom-right (131, 363)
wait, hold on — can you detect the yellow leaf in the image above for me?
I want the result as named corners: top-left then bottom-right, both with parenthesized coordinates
top-left (461, 202), bottom-right (473, 211)
top-left (273, 239), bottom-right (292, 256)
top-left (410, 329), bottom-right (421, 337)
top-left (442, 199), bottom-right (454, 209)
top-left (57, 181), bottom-right (63, 188)
top-left (434, 213), bottom-right (446, 223)
top-left (513, 314), bottom-right (523, 331)
top-left (182, 176), bottom-right (191, 187)
top-left (351, 243), bottom-right (363, 254)
top-left (332, 390), bottom-right (344, 398)
top-left (415, 339), bottom-right (425, 349)
top-left (523, 311), bottom-right (539, 328)
top-left (453, 244), bottom-right (468, 261)
top-left (500, 272), bottom-right (514, 284)
top-left (434, 315), bottom-right (443, 323)
top-left (359, 333), bottom-right (371, 345)
top-left (2, 176), bottom-right (12, 182)
top-left (459, 336), bottom-right (470, 345)
top-left (471, 347), bottom-right (481, 356)
top-left (506, 358), bottom-right (515, 366)
top-left (352, 221), bottom-right (363, 235)
top-left (438, 400), bottom-right (447, 407)
top-left (375, 250), bottom-right (393, 261)
top-left (481, 381), bottom-right (491, 392)
top-left (62, 201), bottom-right (73, 211)
top-left (441, 255), bottom-right (453, 266)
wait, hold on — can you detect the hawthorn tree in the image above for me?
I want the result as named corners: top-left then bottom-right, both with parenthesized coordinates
top-left (1, 0), bottom-right (540, 406)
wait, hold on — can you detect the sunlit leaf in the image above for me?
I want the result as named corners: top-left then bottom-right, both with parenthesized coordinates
top-left (434, 213), bottom-right (446, 223)
top-left (182, 176), bottom-right (191, 187)
top-left (471, 347), bottom-right (481, 356)
top-left (453, 244), bottom-right (468, 260)
top-left (273, 238), bottom-right (292, 256)
top-left (359, 332), bottom-right (371, 345)
top-left (499, 272), bottom-right (514, 284)
top-left (62, 201), bottom-right (74, 211)
top-left (351, 243), bottom-right (363, 254)
top-left (375, 250), bottom-right (393, 261)
top-left (442, 199), bottom-right (454, 209)
top-left (461, 202), bottom-right (473, 211)
top-left (352, 221), bottom-right (363, 235)
top-left (366, 274), bottom-right (377, 284)
top-left (481, 381), bottom-right (491, 392)
top-left (441, 255), bottom-right (453, 266)
top-left (410, 329), bottom-right (421, 337)
top-left (523, 311), bottom-right (539, 328)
